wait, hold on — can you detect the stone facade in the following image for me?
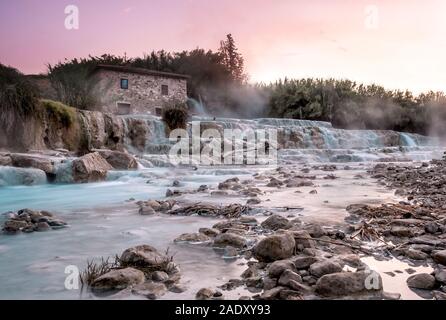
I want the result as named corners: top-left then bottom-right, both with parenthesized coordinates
top-left (92, 65), bottom-right (188, 115)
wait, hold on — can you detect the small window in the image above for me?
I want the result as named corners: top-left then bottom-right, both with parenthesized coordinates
top-left (161, 84), bottom-right (168, 95)
top-left (120, 78), bottom-right (129, 89)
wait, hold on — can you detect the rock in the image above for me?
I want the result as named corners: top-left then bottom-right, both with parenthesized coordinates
top-left (315, 271), bottom-right (383, 297)
top-left (285, 178), bottom-right (314, 188)
top-left (36, 222), bottom-right (51, 232)
top-left (405, 249), bottom-right (429, 260)
top-left (306, 225), bottom-right (326, 238)
top-left (169, 284), bottom-right (187, 293)
top-left (406, 273), bottom-right (436, 290)
top-left (146, 200), bottom-right (161, 211)
top-left (247, 198), bottom-right (261, 205)
top-left (432, 250), bottom-right (446, 265)
top-left (266, 178), bottom-right (283, 188)
top-left (139, 205), bottom-right (156, 215)
top-left (198, 228), bottom-right (220, 237)
top-left (0, 155), bottom-right (12, 166)
top-left (72, 152), bottom-right (112, 183)
top-left (2, 219), bottom-right (29, 233)
top-left (262, 277), bottom-right (277, 290)
top-left (288, 230), bottom-right (314, 249)
top-left (279, 289), bottom-right (303, 300)
top-left (10, 154), bottom-right (54, 174)
top-left (292, 256), bottom-right (320, 269)
top-left (425, 222), bottom-right (439, 234)
top-left (223, 246), bottom-right (239, 258)
top-left (434, 269), bottom-right (446, 284)
top-left (278, 269), bottom-right (302, 287)
top-left (152, 271), bottom-right (169, 282)
top-left (132, 282), bottom-right (167, 299)
top-left (245, 276), bottom-right (263, 288)
top-left (433, 291), bottom-right (446, 300)
top-left (213, 233), bottom-right (246, 249)
top-left (253, 233), bottom-right (295, 262)
top-left (268, 260), bottom-right (297, 278)
top-left (241, 267), bottom-right (259, 279)
top-left (261, 215), bottom-right (291, 231)
top-left (390, 226), bottom-right (413, 237)
top-left (238, 216), bottom-right (258, 225)
top-left (120, 245), bottom-right (170, 271)
top-left (260, 286), bottom-right (285, 300)
top-left (91, 267), bottom-right (145, 291)
top-left (196, 288), bottom-right (214, 300)
top-left (174, 233), bottom-right (210, 243)
top-left (309, 260), bottom-right (343, 278)
top-left (96, 150), bottom-right (138, 170)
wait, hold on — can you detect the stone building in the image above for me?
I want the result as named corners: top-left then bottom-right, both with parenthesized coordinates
top-left (91, 64), bottom-right (188, 115)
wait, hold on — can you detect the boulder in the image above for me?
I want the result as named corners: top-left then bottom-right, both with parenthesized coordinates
top-left (151, 271), bottom-right (169, 282)
top-left (288, 230), bottom-right (314, 248)
top-left (96, 150), bottom-right (138, 170)
top-left (196, 288), bottom-right (215, 300)
top-left (2, 219), bottom-right (29, 232)
top-left (0, 155), bottom-right (12, 166)
top-left (278, 269), bottom-right (303, 286)
top-left (213, 233), bottom-right (247, 249)
top-left (434, 269), bottom-right (446, 284)
top-left (139, 205), bottom-right (156, 216)
top-left (406, 273), bottom-right (436, 290)
top-left (292, 256), bottom-right (320, 269)
top-left (91, 267), bottom-right (145, 291)
top-left (120, 245), bottom-right (170, 271)
top-left (390, 226), bottom-right (413, 237)
top-left (432, 250), bottom-right (446, 265)
top-left (72, 152), bottom-right (113, 183)
top-left (253, 233), bottom-right (295, 262)
top-left (268, 260), bottom-right (297, 278)
top-left (261, 215), bottom-right (291, 231)
top-left (405, 249), bottom-right (429, 260)
top-left (309, 260), bottom-right (343, 278)
top-left (132, 282), bottom-right (167, 299)
top-left (10, 154), bottom-right (54, 174)
top-left (198, 228), bottom-right (220, 237)
top-left (260, 286), bottom-right (286, 300)
top-left (315, 271), bottom-right (383, 297)
top-left (174, 232), bottom-right (210, 243)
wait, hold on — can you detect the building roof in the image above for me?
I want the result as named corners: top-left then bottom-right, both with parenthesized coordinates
top-left (94, 64), bottom-right (190, 80)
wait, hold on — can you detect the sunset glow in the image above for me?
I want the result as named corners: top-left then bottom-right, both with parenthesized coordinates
top-left (1, 0), bottom-right (446, 92)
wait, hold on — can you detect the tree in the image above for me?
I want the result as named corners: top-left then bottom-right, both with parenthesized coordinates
top-left (219, 34), bottom-right (247, 83)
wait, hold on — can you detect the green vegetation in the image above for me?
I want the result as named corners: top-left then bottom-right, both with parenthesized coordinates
top-left (162, 100), bottom-right (189, 130)
top-left (264, 78), bottom-right (446, 135)
top-left (0, 63), bottom-right (40, 131)
top-left (40, 99), bottom-right (76, 128)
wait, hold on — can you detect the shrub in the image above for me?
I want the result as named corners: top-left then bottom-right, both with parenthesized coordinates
top-left (0, 64), bottom-right (40, 130)
top-left (161, 100), bottom-right (189, 130)
top-left (41, 99), bottom-right (76, 127)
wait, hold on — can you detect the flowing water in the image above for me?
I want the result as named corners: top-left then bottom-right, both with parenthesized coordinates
top-left (0, 116), bottom-right (443, 299)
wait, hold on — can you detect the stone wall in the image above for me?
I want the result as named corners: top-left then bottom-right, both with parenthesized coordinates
top-left (92, 69), bottom-right (187, 115)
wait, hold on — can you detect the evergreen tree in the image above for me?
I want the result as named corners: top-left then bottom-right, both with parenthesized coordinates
top-left (219, 34), bottom-right (247, 83)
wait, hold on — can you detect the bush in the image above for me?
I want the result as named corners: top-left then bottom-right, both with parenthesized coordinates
top-left (40, 99), bottom-right (76, 127)
top-left (161, 101), bottom-right (189, 130)
top-left (0, 64), bottom-right (40, 130)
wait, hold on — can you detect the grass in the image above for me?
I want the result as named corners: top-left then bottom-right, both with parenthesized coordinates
top-left (40, 99), bottom-right (77, 127)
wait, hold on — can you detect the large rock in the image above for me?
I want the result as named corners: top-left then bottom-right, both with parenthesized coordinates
top-left (309, 260), bottom-right (343, 278)
top-left (268, 260), bottom-right (297, 278)
top-left (261, 215), bottom-right (292, 231)
top-left (96, 150), bottom-right (138, 170)
top-left (132, 282), bottom-right (167, 299)
top-left (0, 155), bottom-right (12, 166)
top-left (72, 152), bottom-right (113, 183)
top-left (315, 271), bottom-right (383, 297)
top-left (120, 245), bottom-right (170, 270)
top-left (91, 267), bottom-right (145, 291)
top-left (253, 233), bottom-right (295, 262)
top-left (292, 256), bottom-right (320, 269)
top-left (174, 233), bottom-right (210, 243)
top-left (432, 250), bottom-right (446, 265)
top-left (406, 273), bottom-right (436, 290)
top-left (10, 154), bottom-right (54, 174)
top-left (213, 233), bottom-right (247, 249)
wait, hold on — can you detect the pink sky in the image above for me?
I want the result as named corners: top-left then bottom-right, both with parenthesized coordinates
top-left (1, 0), bottom-right (445, 93)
